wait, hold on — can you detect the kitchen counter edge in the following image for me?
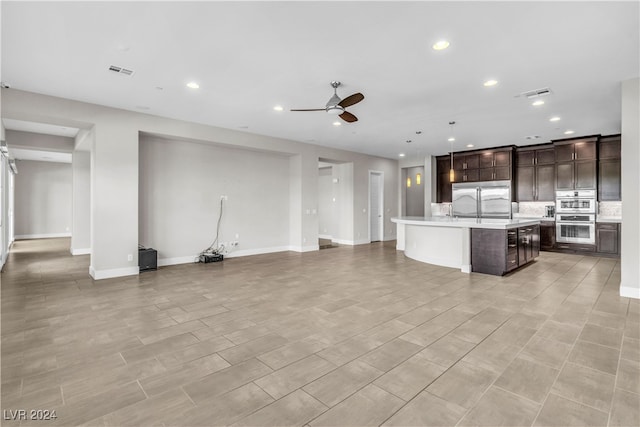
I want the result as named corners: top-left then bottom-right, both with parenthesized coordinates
top-left (391, 217), bottom-right (540, 230)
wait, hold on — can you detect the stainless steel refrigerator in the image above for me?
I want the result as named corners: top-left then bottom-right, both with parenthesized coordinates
top-left (452, 180), bottom-right (512, 219)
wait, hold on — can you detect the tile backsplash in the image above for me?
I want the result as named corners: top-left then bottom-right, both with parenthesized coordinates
top-left (599, 201), bottom-right (622, 217)
top-left (431, 203), bottom-right (451, 216)
top-left (518, 201), bottom-right (555, 218)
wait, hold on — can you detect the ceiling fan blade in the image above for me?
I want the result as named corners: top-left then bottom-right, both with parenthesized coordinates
top-left (340, 111), bottom-right (358, 123)
top-left (338, 93), bottom-right (364, 108)
top-left (290, 108), bottom-right (325, 112)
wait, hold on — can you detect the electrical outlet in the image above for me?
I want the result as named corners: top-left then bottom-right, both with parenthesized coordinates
top-left (127, 254), bottom-right (133, 261)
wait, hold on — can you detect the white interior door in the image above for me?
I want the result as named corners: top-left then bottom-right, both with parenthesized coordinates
top-left (369, 172), bottom-right (383, 242)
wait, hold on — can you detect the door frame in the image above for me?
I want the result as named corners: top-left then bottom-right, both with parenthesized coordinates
top-left (368, 170), bottom-right (384, 242)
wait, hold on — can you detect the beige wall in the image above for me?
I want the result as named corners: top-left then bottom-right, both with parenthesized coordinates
top-left (14, 159), bottom-right (72, 238)
top-left (139, 135), bottom-right (291, 263)
top-left (1, 88), bottom-right (399, 279)
top-left (621, 78), bottom-right (640, 298)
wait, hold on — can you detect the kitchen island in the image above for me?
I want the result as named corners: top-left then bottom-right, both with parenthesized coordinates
top-left (391, 216), bottom-right (541, 275)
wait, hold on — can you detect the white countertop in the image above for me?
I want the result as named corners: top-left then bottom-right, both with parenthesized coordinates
top-left (597, 217), bottom-right (622, 223)
top-left (513, 214), bottom-right (556, 221)
top-left (391, 216), bottom-right (540, 230)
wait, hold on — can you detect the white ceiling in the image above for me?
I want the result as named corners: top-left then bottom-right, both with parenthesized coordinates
top-left (1, 1), bottom-right (638, 159)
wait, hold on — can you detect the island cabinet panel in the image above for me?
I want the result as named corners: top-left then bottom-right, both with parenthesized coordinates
top-left (471, 225), bottom-right (540, 276)
top-left (518, 225), bottom-right (540, 265)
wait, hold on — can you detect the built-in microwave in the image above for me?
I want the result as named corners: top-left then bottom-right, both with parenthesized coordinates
top-left (555, 190), bottom-right (597, 214)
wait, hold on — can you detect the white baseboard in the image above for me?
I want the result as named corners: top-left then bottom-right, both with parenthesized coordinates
top-left (318, 234), bottom-right (332, 239)
top-left (620, 285), bottom-right (640, 299)
top-left (15, 233), bottom-right (71, 240)
top-left (71, 247), bottom-right (91, 255)
top-left (89, 265), bottom-right (139, 280)
top-left (158, 255), bottom-right (199, 267)
top-left (158, 246), bottom-right (298, 267)
top-left (332, 238), bottom-right (355, 245)
top-left (288, 245), bottom-right (320, 253)
top-left (226, 246), bottom-right (294, 257)
top-left (354, 239), bottom-right (371, 245)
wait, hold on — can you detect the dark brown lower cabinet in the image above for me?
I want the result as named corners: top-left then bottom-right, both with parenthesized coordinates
top-left (596, 223), bottom-right (620, 255)
top-left (540, 221), bottom-right (555, 250)
top-left (519, 225), bottom-right (540, 265)
top-left (472, 225), bottom-right (540, 276)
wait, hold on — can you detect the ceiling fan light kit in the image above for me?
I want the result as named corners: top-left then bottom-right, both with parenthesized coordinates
top-left (291, 81), bottom-right (364, 123)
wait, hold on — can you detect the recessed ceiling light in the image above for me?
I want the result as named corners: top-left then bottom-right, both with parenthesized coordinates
top-left (448, 137), bottom-right (455, 142)
top-left (549, 116), bottom-right (561, 122)
top-left (399, 153), bottom-right (406, 157)
top-left (333, 121), bottom-right (341, 126)
top-left (483, 80), bottom-right (498, 87)
top-left (466, 144), bottom-right (474, 148)
top-left (432, 40), bottom-right (450, 50)
top-left (532, 100), bottom-right (545, 106)
top-left (186, 82), bottom-right (200, 89)
top-left (406, 140), bottom-right (412, 144)
top-left (415, 131), bottom-right (422, 135)
top-left (564, 130), bottom-right (575, 135)
top-left (273, 105), bottom-right (284, 111)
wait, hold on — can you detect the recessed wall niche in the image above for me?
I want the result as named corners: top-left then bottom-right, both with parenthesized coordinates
top-left (402, 166), bottom-right (425, 216)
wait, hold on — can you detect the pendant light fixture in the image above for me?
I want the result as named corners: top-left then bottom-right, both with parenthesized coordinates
top-left (449, 121), bottom-right (456, 182)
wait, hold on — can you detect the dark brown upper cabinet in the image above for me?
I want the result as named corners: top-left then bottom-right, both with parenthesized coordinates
top-left (478, 148), bottom-right (513, 181)
top-left (554, 137), bottom-right (597, 190)
top-left (436, 155), bottom-right (452, 203)
top-left (598, 134), bottom-right (621, 201)
top-left (453, 153), bottom-right (480, 170)
top-left (516, 145), bottom-right (556, 201)
top-left (554, 138), bottom-right (597, 162)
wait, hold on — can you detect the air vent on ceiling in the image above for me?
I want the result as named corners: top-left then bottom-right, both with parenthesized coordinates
top-left (108, 65), bottom-right (135, 76)
top-left (525, 135), bottom-right (541, 140)
top-left (516, 87), bottom-right (552, 99)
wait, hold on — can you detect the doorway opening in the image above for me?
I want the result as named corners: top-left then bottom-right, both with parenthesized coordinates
top-left (318, 159), bottom-right (353, 248)
top-left (369, 170), bottom-right (384, 242)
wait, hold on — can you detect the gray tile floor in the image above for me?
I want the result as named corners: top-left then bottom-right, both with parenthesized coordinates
top-left (1, 238), bottom-right (638, 426)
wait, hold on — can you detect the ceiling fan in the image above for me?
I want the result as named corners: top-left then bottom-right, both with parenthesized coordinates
top-left (290, 81), bottom-right (364, 123)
